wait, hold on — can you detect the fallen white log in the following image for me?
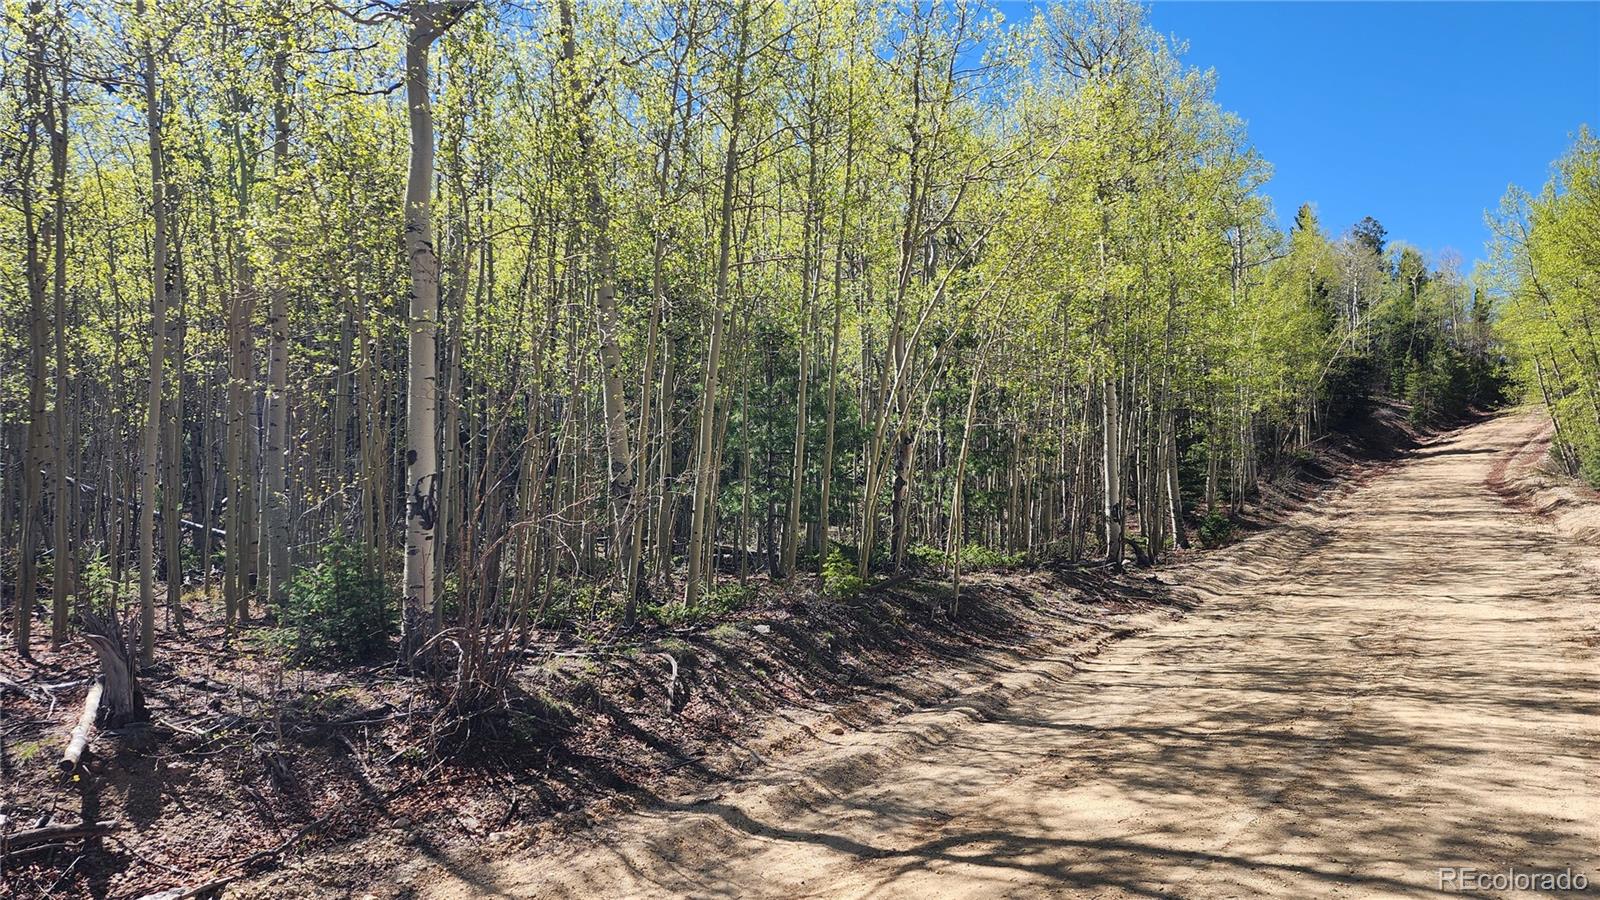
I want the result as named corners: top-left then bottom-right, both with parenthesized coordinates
top-left (60, 676), bottom-right (105, 775)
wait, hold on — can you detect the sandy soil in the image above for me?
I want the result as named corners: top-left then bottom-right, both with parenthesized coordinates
top-left (1489, 414), bottom-right (1600, 554)
top-left (394, 413), bottom-right (1600, 899)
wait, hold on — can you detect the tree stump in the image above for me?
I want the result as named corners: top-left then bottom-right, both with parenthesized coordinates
top-left (80, 611), bottom-right (146, 729)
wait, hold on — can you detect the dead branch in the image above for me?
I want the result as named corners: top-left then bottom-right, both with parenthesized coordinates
top-left (659, 652), bottom-right (680, 715)
top-left (133, 874), bottom-right (243, 900)
top-left (1, 820), bottom-right (120, 854)
top-left (60, 676), bottom-right (105, 775)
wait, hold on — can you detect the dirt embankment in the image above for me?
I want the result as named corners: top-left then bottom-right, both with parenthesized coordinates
top-left (1486, 409), bottom-right (1600, 548)
top-left (4, 558), bottom-right (1203, 899)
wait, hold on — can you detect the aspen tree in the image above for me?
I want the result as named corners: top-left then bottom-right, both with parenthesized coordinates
top-left (136, 0), bottom-right (170, 667)
top-left (260, 17), bottom-right (292, 612)
top-left (400, 0), bottom-right (472, 657)
top-left (684, 0), bottom-right (750, 606)
top-left (15, 0), bottom-right (49, 657)
top-left (559, 0), bottom-right (638, 603)
top-left (48, 22), bottom-right (70, 647)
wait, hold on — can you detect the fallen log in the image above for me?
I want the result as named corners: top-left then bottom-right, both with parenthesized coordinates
top-left (60, 676), bottom-right (106, 775)
top-left (56, 472), bottom-right (226, 542)
top-left (862, 571), bottom-right (914, 594)
top-left (0, 820), bottom-right (120, 853)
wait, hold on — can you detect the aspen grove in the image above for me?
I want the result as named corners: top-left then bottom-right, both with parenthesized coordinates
top-left (1, 0), bottom-right (1503, 675)
top-left (1492, 130), bottom-right (1600, 488)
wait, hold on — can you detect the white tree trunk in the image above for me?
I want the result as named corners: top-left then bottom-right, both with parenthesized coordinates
top-left (137, 0), bottom-right (169, 668)
top-left (947, 353), bottom-right (984, 615)
top-left (1101, 374), bottom-right (1123, 567)
top-left (261, 45), bottom-right (292, 612)
top-left (684, 1), bottom-right (748, 606)
top-left (400, 3), bottom-right (466, 656)
top-left (560, 0), bottom-right (636, 601)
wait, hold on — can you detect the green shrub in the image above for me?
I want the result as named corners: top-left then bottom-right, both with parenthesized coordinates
top-left (1198, 510), bottom-right (1235, 548)
top-left (285, 532), bottom-right (393, 662)
top-left (644, 600), bottom-right (702, 628)
top-left (534, 578), bottom-right (609, 627)
top-left (703, 582), bottom-right (755, 612)
top-left (641, 581), bottom-right (755, 628)
top-left (906, 543), bottom-right (949, 571)
top-left (79, 553), bottom-right (117, 614)
top-left (955, 544), bottom-right (1023, 570)
top-left (821, 545), bottom-right (865, 598)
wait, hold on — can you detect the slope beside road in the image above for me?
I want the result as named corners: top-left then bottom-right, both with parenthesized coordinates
top-left (295, 413), bottom-right (1600, 898)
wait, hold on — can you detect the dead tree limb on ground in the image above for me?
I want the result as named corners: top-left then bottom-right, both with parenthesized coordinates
top-left (59, 676), bottom-right (104, 774)
top-left (0, 820), bottom-right (121, 858)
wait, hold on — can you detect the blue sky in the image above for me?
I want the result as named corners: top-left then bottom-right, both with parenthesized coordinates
top-left (1143, 1), bottom-right (1600, 269)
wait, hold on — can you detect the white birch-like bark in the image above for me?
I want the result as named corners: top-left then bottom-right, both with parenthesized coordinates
top-left (137, 0), bottom-right (170, 667)
top-left (260, 42), bottom-right (292, 611)
top-left (401, 1), bottom-right (469, 656)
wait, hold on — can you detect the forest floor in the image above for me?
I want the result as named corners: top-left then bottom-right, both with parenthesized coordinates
top-left (9, 406), bottom-right (1596, 899)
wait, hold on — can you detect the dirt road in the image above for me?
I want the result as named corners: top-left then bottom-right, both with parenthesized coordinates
top-left (425, 414), bottom-right (1600, 898)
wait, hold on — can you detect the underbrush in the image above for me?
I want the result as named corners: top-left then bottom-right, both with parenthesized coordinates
top-left (957, 544), bottom-right (1027, 570)
top-left (1197, 510), bottom-right (1236, 548)
top-left (822, 545), bottom-right (866, 598)
top-left (644, 582), bottom-right (757, 627)
top-left (276, 532), bottom-right (393, 663)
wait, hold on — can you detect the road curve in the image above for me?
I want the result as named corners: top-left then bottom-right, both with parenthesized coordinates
top-left (427, 414), bottom-right (1600, 899)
